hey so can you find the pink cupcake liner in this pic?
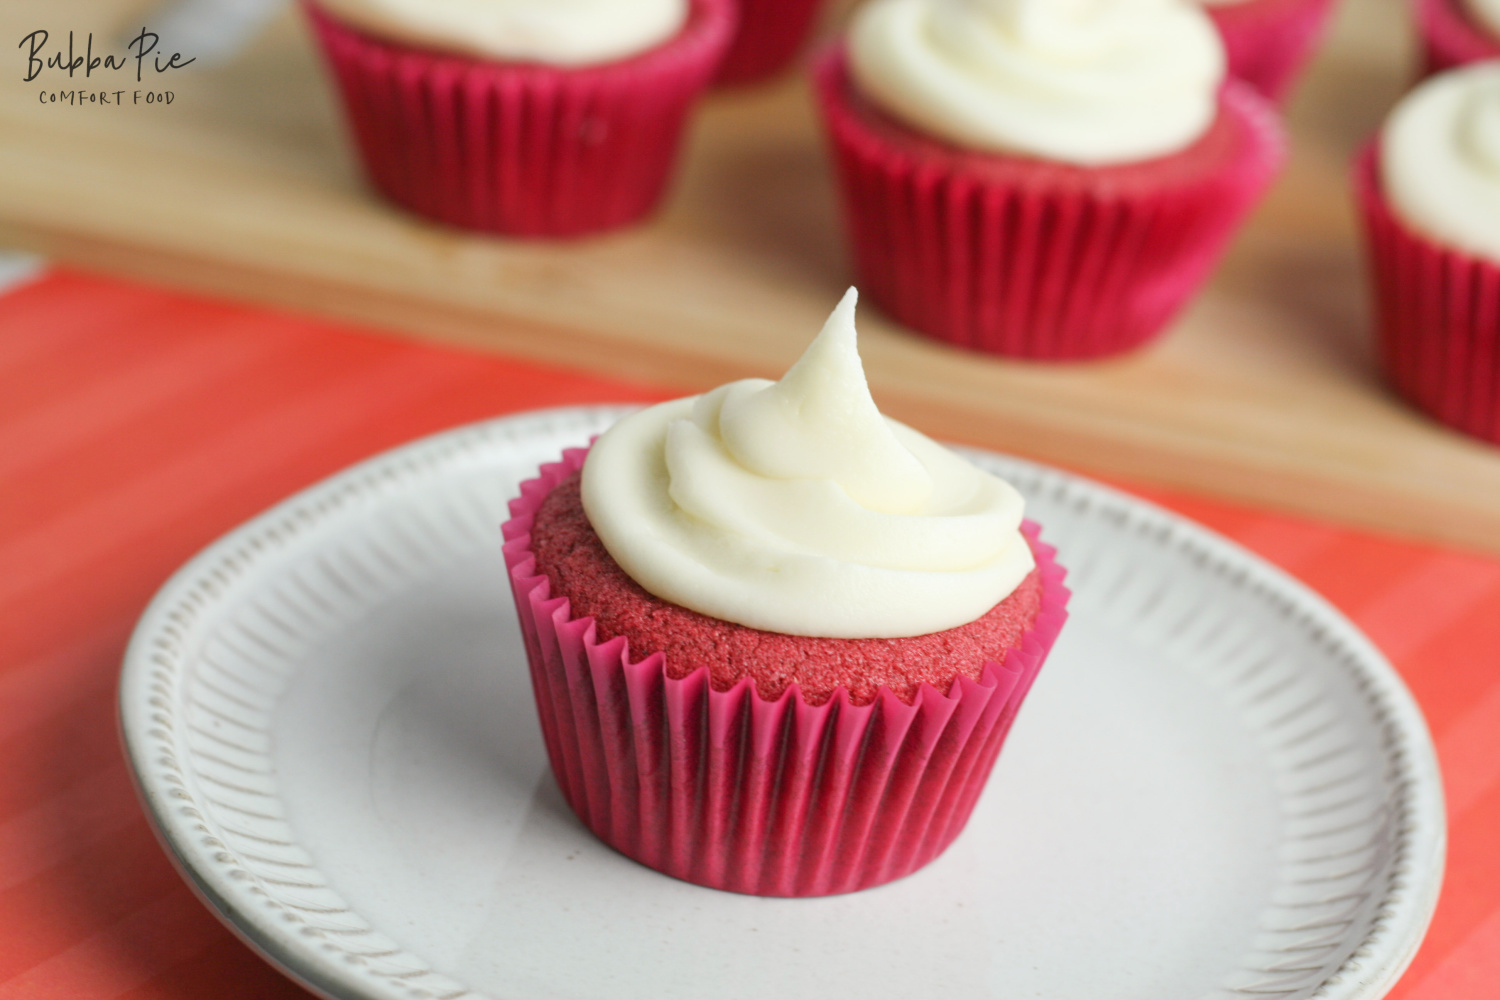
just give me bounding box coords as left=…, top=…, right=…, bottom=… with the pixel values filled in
left=1414, top=0, right=1500, bottom=75
left=502, top=446, right=1071, bottom=897
left=715, top=0, right=825, bottom=85
left=813, top=48, right=1286, bottom=361
left=1206, top=0, right=1341, bottom=102
left=303, top=0, right=734, bottom=238
left=1355, top=144, right=1500, bottom=445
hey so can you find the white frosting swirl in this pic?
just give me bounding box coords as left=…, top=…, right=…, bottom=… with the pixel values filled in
left=846, top=0, right=1226, bottom=165
left=1464, top=0, right=1500, bottom=38
left=580, top=290, right=1035, bottom=639
left=1381, top=62, right=1500, bottom=265
left=312, top=0, right=688, bottom=66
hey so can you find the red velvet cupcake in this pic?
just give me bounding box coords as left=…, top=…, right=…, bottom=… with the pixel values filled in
left=304, top=0, right=734, bottom=237
left=502, top=292, right=1070, bottom=896
left=1414, top=0, right=1500, bottom=76
left=1355, top=64, right=1500, bottom=445
left=1204, top=0, right=1341, bottom=101
left=816, top=1, right=1285, bottom=360
left=715, top=0, right=825, bottom=85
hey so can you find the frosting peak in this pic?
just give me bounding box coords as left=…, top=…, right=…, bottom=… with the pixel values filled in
left=714, top=289, right=933, bottom=514
left=581, top=290, right=1035, bottom=639
left=846, top=0, right=1225, bottom=165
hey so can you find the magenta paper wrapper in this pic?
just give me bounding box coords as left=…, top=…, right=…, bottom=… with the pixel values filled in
left=1355, top=145, right=1500, bottom=445
left=303, top=0, right=733, bottom=238
left=502, top=447, right=1070, bottom=897
left=1414, top=0, right=1500, bottom=75
left=1206, top=0, right=1340, bottom=102
left=715, top=0, right=825, bottom=85
left=814, top=49, right=1286, bottom=361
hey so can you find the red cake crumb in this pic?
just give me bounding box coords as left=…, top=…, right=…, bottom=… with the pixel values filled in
left=529, top=473, right=1043, bottom=707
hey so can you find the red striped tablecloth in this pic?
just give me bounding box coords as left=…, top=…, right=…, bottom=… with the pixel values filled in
left=2, top=269, right=1497, bottom=999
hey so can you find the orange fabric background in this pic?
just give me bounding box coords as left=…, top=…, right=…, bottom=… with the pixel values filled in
left=1, top=269, right=1497, bottom=998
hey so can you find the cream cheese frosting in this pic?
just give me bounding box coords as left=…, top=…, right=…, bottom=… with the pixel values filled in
left=580, top=289, right=1035, bottom=640
left=1381, top=62, right=1500, bottom=265
left=1463, top=0, right=1500, bottom=38
left=846, top=0, right=1226, bottom=165
left=312, top=0, right=688, bottom=66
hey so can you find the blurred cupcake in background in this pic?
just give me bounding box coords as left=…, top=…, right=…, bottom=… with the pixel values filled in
left=814, top=0, right=1285, bottom=360
left=304, top=0, right=734, bottom=237
left=1414, top=0, right=1500, bottom=75
left=716, top=0, right=827, bottom=84
left=1355, top=61, right=1500, bottom=445
left=1200, top=0, right=1341, bottom=101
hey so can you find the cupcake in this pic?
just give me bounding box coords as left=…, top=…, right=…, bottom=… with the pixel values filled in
left=715, top=0, right=826, bottom=84
left=303, top=0, right=734, bottom=237
left=814, top=0, right=1286, bottom=360
left=1355, top=61, right=1500, bottom=445
left=1415, top=0, right=1500, bottom=76
left=1200, top=0, right=1341, bottom=101
left=502, top=290, right=1070, bottom=896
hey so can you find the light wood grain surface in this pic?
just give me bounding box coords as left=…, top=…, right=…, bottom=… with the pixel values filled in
left=4, top=0, right=1499, bottom=553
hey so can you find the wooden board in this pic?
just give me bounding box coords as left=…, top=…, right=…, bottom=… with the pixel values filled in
left=4, top=0, right=1500, bottom=554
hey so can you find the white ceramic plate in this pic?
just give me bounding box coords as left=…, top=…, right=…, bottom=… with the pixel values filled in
left=120, top=406, right=1445, bottom=1000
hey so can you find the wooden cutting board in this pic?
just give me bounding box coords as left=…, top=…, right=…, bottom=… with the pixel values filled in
left=4, top=0, right=1499, bottom=554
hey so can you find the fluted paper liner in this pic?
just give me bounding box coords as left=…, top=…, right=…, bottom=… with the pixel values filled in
left=715, top=0, right=825, bottom=85
left=1414, top=0, right=1500, bottom=76
left=814, top=48, right=1285, bottom=360
left=1207, top=0, right=1339, bottom=102
left=502, top=447, right=1070, bottom=897
left=1355, top=144, right=1500, bottom=445
left=304, top=0, right=733, bottom=238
